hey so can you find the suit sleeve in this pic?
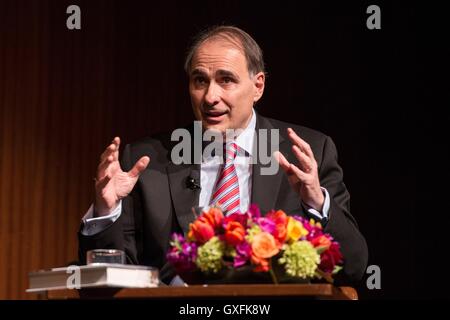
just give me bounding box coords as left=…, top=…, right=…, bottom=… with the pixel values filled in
left=78, top=144, right=140, bottom=265
left=319, top=136, right=369, bottom=284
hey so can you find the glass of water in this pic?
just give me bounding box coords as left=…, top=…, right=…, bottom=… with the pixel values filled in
left=86, top=249, right=125, bottom=265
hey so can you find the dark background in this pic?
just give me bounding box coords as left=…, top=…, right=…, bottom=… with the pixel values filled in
left=0, top=0, right=447, bottom=299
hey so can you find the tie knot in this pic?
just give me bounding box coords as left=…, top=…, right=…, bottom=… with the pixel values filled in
left=225, top=142, right=238, bottom=161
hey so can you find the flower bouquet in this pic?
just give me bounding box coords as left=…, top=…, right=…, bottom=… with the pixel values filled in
left=167, top=205, right=343, bottom=284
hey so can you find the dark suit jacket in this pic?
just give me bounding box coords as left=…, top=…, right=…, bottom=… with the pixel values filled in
left=79, top=114, right=368, bottom=284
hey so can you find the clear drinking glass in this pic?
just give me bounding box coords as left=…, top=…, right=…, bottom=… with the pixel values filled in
left=86, top=249, right=125, bottom=265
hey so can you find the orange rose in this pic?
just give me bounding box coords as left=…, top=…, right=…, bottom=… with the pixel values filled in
left=251, top=232, right=280, bottom=259
left=224, top=221, right=246, bottom=246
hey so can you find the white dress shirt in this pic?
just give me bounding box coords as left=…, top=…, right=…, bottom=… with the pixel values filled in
left=82, top=109, right=329, bottom=236
left=199, top=109, right=256, bottom=213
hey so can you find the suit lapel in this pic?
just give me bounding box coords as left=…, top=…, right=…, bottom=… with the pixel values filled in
left=251, top=114, right=286, bottom=213
left=166, top=162, right=200, bottom=234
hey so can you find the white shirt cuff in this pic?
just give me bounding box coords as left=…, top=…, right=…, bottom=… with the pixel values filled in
left=302, top=187, right=330, bottom=221
left=81, top=201, right=122, bottom=236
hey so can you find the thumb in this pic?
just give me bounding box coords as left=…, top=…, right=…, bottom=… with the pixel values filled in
left=128, top=156, right=150, bottom=178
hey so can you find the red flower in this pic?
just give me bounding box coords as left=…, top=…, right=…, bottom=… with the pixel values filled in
left=223, top=212, right=248, bottom=228
left=188, top=217, right=215, bottom=244
left=224, top=221, right=246, bottom=246
left=266, top=210, right=288, bottom=245
left=310, top=235, right=332, bottom=250
left=251, top=254, right=270, bottom=272
left=202, top=207, right=224, bottom=229
left=319, top=242, right=344, bottom=273
left=188, top=208, right=224, bottom=244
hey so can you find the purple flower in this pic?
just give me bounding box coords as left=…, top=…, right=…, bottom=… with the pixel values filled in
left=293, top=215, right=324, bottom=240
left=257, top=217, right=276, bottom=234
left=247, top=204, right=261, bottom=220
left=233, top=241, right=251, bottom=268
left=166, top=233, right=198, bottom=272
left=171, top=233, right=185, bottom=243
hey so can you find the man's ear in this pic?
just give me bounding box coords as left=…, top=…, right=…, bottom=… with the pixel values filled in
left=253, top=71, right=265, bottom=103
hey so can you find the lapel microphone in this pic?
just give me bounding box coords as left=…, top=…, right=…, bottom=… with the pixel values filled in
left=186, top=171, right=201, bottom=190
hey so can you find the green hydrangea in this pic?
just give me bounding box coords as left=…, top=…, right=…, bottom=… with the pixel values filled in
left=278, top=241, right=320, bottom=279
left=225, top=246, right=236, bottom=258
left=245, top=224, right=261, bottom=242
left=195, top=236, right=225, bottom=273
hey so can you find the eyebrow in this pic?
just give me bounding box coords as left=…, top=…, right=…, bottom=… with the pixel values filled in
left=216, top=69, right=238, bottom=79
left=191, top=69, right=207, bottom=77
left=190, top=68, right=239, bottom=80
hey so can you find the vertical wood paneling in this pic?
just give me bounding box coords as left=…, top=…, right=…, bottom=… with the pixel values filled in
left=0, top=0, right=177, bottom=299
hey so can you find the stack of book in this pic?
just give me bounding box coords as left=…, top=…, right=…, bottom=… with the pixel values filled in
left=27, top=264, right=159, bottom=292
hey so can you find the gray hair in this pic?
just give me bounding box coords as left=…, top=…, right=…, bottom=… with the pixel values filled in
left=184, top=25, right=266, bottom=77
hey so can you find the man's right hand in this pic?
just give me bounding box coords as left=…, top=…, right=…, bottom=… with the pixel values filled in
left=94, top=137, right=150, bottom=217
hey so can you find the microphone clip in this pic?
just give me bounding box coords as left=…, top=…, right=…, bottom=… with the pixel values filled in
left=186, top=176, right=201, bottom=190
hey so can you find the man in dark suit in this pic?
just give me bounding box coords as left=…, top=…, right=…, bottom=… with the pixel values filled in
left=79, top=26, right=368, bottom=284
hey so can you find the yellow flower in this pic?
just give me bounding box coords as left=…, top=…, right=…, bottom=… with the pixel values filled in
left=287, top=217, right=308, bottom=242
left=309, top=218, right=322, bottom=229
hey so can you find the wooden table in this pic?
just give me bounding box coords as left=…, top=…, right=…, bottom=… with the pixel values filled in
left=43, top=284, right=358, bottom=300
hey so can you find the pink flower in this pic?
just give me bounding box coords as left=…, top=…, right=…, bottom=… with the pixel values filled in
left=248, top=203, right=261, bottom=220
left=223, top=212, right=248, bottom=229
left=166, top=233, right=198, bottom=272
left=234, top=241, right=251, bottom=267
left=257, top=217, right=276, bottom=234
left=294, top=216, right=324, bottom=240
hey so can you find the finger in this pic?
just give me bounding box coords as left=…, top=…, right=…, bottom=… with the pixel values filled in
left=100, top=143, right=116, bottom=163
left=99, top=137, right=120, bottom=162
left=288, top=163, right=308, bottom=181
left=96, top=154, right=115, bottom=180
left=112, top=137, right=120, bottom=161
left=292, top=145, right=314, bottom=173
left=273, top=151, right=291, bottom=173
left=128, top=156, right=150, bottom=178
left=287, top=128, right=314, bottom=159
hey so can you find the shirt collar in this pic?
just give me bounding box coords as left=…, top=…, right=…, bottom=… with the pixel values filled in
left=202, top=108, right=256, bottom=161
left=234, top=108, right=256, bottom=157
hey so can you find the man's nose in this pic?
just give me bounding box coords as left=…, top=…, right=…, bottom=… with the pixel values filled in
left=204, top=82, right=220, bottom=106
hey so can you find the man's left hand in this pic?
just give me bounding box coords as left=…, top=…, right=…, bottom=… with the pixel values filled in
left=274, top=128, right=324, bottom=212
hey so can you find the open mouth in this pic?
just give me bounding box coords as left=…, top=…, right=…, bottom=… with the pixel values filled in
left=203, top=110, right=228, bottom=123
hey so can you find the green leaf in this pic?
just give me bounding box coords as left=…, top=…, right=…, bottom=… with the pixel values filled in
left=332, top=265, right=343, bottom=274
left=170, top=240, right=182, bottom=251
left=315, top=246, right=328, bottom=254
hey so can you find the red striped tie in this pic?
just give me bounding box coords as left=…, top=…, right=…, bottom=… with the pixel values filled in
left=210, top=142, right=240, bottom=215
